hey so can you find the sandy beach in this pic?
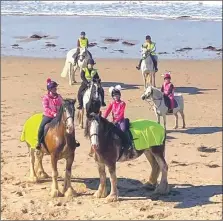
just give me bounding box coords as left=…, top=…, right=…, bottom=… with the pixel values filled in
left=1, top=56, right=222, bottom=220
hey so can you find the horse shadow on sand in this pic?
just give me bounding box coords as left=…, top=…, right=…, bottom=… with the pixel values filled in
left=168, top=126, right=222, bottom=135
left=72, top=177, right=222, bottom=208
left=174, top=87, right=217, bottom=95
left=101, top=81, right=142, bottom=90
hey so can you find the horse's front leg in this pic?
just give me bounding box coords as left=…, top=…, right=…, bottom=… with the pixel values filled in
left=28, top=148, right=38, bottom=183
left=142, top=71, right=146, bottom=90
left=81, top=108, right=84, bottom=129
left=152, top=71, right=156, bottom=87
left=94, top=161, right=107, bottom=198
left=155, top=109, right=160, bottom=124
left=163, top=115, right=167, bottom=130
left=106, top=164, right=118, bottom=202
left=35, top=150, right=50, bottom=179
left=63, top=152, right=77, bottom=197
left=68, top=63, right=72, bottom=86
left=50, top=154, right=63, bottom=197
left=72, top=64, right=78, bottom=84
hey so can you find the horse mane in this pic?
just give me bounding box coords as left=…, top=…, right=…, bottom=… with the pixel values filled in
left=84, top=116, right=125, bottom=143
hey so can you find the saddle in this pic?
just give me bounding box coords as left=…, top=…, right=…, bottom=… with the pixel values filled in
left=163, top=96, right=178, bottom=112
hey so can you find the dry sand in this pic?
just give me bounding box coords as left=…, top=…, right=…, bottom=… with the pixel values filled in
left=1, top=57, right=222, bottom=220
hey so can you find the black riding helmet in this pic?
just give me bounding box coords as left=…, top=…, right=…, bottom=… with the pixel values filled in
left=87, top=59, right=96, bottom=65
left=146, top=35, right=151, bottom=40
left=81, top=31, right=86, bottom=36
left=112, top=89, right=121, bottom=97
left=47, top=78, right=58, bottom=90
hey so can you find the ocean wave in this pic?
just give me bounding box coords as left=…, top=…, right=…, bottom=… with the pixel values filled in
left=1, top=0, right=222, bottom=22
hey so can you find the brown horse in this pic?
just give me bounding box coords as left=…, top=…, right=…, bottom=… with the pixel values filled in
left=21, top=99, right=80, bottom=198
left=84, top=112, right=169, bottom=202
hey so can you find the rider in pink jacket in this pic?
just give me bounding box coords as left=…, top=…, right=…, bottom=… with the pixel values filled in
left=103, top=88, right=126, bottom=131
left=36, top=78, right=63, bottom=149
left=161, top=72, right=174, bottom=112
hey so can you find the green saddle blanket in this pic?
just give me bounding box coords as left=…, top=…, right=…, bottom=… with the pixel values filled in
left=129, top=119, right=165, bottom=151
left=20, top=113, right=43, bottom=149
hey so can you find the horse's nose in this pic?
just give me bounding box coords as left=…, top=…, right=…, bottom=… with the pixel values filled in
left=66, top=125, right=73, bottom=134
left=141, top=95, right=146, bottom=100
left=91, top=144, right=98, bottom=150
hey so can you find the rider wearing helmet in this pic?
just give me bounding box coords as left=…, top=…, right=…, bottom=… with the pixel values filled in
left=161, top=72, right=175, bottom=113
left=103, top=85, right=132, bottom=149
left=36, top=78, right=63, bottom=149
left=136, top=35, right=158, bottom=72
left=77, top=58, right=106, bottom=109
left=73, top=31, right=92, bottom=65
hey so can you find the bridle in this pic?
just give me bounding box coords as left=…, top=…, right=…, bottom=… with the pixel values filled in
left=144, top=89, right=163, bottom=109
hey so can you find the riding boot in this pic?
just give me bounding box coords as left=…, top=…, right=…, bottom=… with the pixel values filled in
left=136, top=59, right=142, bottom=70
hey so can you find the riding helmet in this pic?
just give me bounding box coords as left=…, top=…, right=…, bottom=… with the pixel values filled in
left=87, top=58, right=96, bottom=65
left=47, top=78, right=58, bottom=90
left=80, top=31, right=86, bottom=35
left=146, top=35, right=151, bottom=40
left=164, top=72, right=171, bottom=79
left=112, top=89, right=121, bottom=97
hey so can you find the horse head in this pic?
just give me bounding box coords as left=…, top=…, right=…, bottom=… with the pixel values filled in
left=141, top=86, right=162, bottom=101
left=61, top=98, right=76, bottom=134
left=141, top=46, right=151, bottom=60
left=79, top=47, right=88, bottom=62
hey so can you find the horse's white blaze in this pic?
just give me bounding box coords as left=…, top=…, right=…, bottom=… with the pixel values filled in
left=65, top=109, right=74, bottom=133
left=90, top=120, right=99, bottom=146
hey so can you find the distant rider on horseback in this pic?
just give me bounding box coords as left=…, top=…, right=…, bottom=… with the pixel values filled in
left=136, top=35, right=158, bottom=72
left=77, top=58, right=106, bottom=110
left=73, top=31, right=92, bottom=65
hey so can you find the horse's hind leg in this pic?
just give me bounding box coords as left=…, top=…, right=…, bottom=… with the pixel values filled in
left=106, top=163, right=119, bottom=202
left=35, top=150, right=50, bottom=179
left=28, top=148, right=38, bottom=183
left=143, top=150, right=160, bottom=189
left=94, top=161, right=107, bottom=198
left=68, top=63, right=72, bottom=86
left=72, top=64, right=78, bottom=84
left=63, top=153, right=77, bottom=197
left=151, top=71, right=156, bottom=87
left=151, top=145, right=169, bottom=195
left=50, top=154, right=63, bottom=197
left=179, top=110, right=186, bottom=128
left=173, top=112, right=178, bottom=129
left=81, top=108, right=84, bottom=129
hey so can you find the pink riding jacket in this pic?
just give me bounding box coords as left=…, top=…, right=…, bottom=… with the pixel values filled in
left=161, top=82, right=174, bottom=100
left=103, top=100, right=126, bottom=123
left=42, top=93, right=63, bottom=118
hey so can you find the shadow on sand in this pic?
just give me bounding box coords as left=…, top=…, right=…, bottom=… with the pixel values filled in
left=174, top=87, right=217, bottom=95
left=72, top=177, right=222, bottom=208
left=101, top=81, right=142, bottom=90
left=168, top=126, right=222, bottom=135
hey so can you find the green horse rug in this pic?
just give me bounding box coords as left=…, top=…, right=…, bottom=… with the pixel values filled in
left=129, top=119, right=165, bottom=151
left=20, top=113, right=43, bottom=149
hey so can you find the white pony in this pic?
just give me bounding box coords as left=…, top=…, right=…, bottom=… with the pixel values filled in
left=140, top=47, right=157, bottom=89
left=141, top=85, right=186, bottom=130
left=76, top=80, right=102, bottom=129
left=61, top=47, right=91, bottom=85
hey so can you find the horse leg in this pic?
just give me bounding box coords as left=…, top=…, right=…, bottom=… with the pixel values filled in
left=63, top=153, right=77, bottom=197
left=28, top=148, right=38, bottom=183
left=94, top=161, right=107, bottom=198
left=142, top=71, right=146, bottom=90
left=152, top=71, right=156, bottom=87
left=179, top=110, right=186, bottom=128
left=72, top=64, right=78, bottom=84
left=163, top=115, right=167, bottom=130
left=173, top=112, right=178, bottom=129
left=143, top=150, right=160, bottom=190
left=151, top=146, right=169, bottom=195
left=35, top=150, right=50, bottom=179
left=106, top=164, right=119, bottom=202
left=50, top=154, right=63, bottom=197
left=155, top=111, right=160, bottom=124
left=80, top=108, right=84, bottom=129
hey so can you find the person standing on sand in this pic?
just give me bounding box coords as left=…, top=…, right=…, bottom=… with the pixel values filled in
left=136, top=35, right=158, bottom=72
left=161, top=72, right=175, bottom=113
left=72, top=31, right=92, bottom=65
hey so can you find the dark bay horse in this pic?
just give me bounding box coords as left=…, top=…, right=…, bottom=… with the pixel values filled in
left=84, top=112, right=169, bottom=202
left=21, top=99, right=80, bottom=198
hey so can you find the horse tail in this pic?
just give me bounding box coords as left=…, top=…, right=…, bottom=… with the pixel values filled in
left=61, top=59, right=69, bottom=78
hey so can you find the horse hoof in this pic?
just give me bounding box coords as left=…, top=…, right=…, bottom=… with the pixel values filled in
left=182, top=125, right=186, bottom=129
left=143, top=182, right=157, bottom=190
left=93, top=189, right=107, bottom=198
left=106, top=194, right=118, bottom=202
left=28, top=176, right=38, bottom=183
left=64, top=187, right=78, bottom=198
left=50, top=189, right=63, bottom=198
left=173, top=126, right=178, bottom=129
left=154, top=182, right=169, bottom=195
left=37, top=171, right=50, bottom=179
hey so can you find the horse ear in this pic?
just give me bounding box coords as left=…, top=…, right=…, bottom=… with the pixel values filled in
left=115, top=85, right=122, bottom=91
left=108, top=86, right=114, bottom=94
